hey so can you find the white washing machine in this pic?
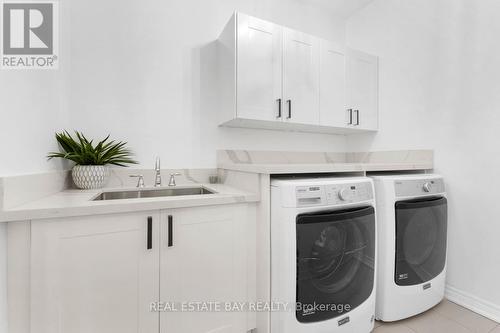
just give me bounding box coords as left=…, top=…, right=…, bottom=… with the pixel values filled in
left=271, top=177, right=377, bottom=333
left=371, top=174, right=447, bottom=322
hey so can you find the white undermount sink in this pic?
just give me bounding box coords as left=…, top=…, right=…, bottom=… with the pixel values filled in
left=92, top=186, right=215, bottom=201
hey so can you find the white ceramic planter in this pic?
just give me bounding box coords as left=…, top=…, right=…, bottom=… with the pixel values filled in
left=72, top=165, right=110, bottom=189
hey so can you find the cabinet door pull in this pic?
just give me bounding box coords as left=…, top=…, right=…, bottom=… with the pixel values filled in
left=168, top=215, right=173, bottom=247
left=147, top=216, right=153, bottom=250
left=287, top=100, right=292, bottom=119
left=347, top=109, right=353, bottom=125
left=276, top=99, right=282, bottom=119
left=354, top=110, right=360, bottom=125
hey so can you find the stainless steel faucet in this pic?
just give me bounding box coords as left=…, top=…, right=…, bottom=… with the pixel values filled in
left=154, top=157, right=162, bottom=187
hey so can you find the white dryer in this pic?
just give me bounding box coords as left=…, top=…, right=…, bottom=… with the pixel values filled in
left=271, top=177, right=377, bottom=333
left=371, top=174, right=447, bottom=322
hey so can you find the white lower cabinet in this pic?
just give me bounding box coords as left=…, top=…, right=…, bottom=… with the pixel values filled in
left=160, top=205, right=249, bottom=333
left=30, top=211, right=160, bottom=333
left=27, top=204, right=253, bottom=333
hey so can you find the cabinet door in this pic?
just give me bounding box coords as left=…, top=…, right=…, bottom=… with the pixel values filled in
left=283, top=28, right=320, bottom=125
left=319, top=40, right=346, bottom=127
left=346, top=49, right=378, bottom=130
left=237, top=13, right=283, bottom=121
left=160, top=205, right=249, bottom=333
left=30, top=212, right=160, bottom=333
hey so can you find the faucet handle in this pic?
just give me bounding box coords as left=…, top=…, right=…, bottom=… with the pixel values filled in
left=168, top=172, right=181, bottom=187
left=130, top=175, right=145, bottom=188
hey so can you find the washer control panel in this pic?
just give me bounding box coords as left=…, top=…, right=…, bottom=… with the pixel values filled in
left=295, top=181, right=373, bottom=207
left=395, top=178, right=445, bottom=197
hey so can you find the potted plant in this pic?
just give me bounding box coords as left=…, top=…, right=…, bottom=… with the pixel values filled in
left=48, top=131, right=138, bottom=189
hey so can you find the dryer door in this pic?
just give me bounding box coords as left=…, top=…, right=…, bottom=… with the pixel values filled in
left=395, top=196, right=447, bottom=286
left=295, top=206, right=375, bottom=323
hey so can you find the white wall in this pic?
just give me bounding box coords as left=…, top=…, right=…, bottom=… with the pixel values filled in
left=0, top=67, right=68, bottom=176
left=347, top=0, right=500, bottom=316
left=1, top=0, right=349, bottom=176
left=0, top=1, right=71, bottom=177
left=67, top=0, right=348, bottom=169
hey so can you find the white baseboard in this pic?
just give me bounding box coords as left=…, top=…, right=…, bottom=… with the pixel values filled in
left=445, top=284, right=500, bottom=323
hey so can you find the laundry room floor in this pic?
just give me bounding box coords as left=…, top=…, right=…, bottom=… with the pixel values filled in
left=373, top=299, right=500, bottom=333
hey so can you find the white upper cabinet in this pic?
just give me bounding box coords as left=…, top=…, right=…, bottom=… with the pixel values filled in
left=283, top=28, right=320, bottom=125
left=217, top=12, right=378, bottom=134
left=346, top=49, right=379, bottom=130
left=319, top=40, right=347, bottom=127
left=236, top=14, right=283, bottom=121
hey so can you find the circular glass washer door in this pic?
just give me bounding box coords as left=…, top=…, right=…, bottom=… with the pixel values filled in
left=394, top=197, right=447, bottom=286
left=295, top=206, right=375, bottom=323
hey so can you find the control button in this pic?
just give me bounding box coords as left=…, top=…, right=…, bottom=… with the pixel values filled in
left=423, top=182, right=432, bottom=192
left=338, top=188, right=353, bottom=201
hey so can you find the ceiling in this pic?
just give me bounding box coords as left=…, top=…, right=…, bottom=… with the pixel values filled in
left=305, top=0, right=375, bottom=18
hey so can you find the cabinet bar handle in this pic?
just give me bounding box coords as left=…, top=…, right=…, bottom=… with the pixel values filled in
left=168, top=215, right=173, bottom=247
left=347, top=109, right=353, bottom=125
left=147, top=216, right=153, bottom=250
left=276, top=99, right=282, bottom=119
left=354, top=110, right=360, bottom=125
left=287, top=100, right=292, bottom=119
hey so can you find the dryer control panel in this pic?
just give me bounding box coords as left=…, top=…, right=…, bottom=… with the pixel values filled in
left=295, top=181, right=374, bottom=207
left=395, top=178, right=445, bottom=197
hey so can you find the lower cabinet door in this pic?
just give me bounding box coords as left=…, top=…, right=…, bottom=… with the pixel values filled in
left=160, top=205, right=249, bottom=333
left=30, top=211, right=160, bottom=333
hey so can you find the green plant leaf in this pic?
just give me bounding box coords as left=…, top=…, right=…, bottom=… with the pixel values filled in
left=47, top=131, right=138, bottom=167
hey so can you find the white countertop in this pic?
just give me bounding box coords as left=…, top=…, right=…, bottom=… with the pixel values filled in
left=0, top=150, right=434, bottom=222
left=0, top=184, right=259, bottom=223
left=217, top=161, right=434, bottom=174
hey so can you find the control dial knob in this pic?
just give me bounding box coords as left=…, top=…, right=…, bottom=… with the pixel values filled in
left=338, top=188, right=353, bottom=201
left=423, top=182, right=432, bottom=193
